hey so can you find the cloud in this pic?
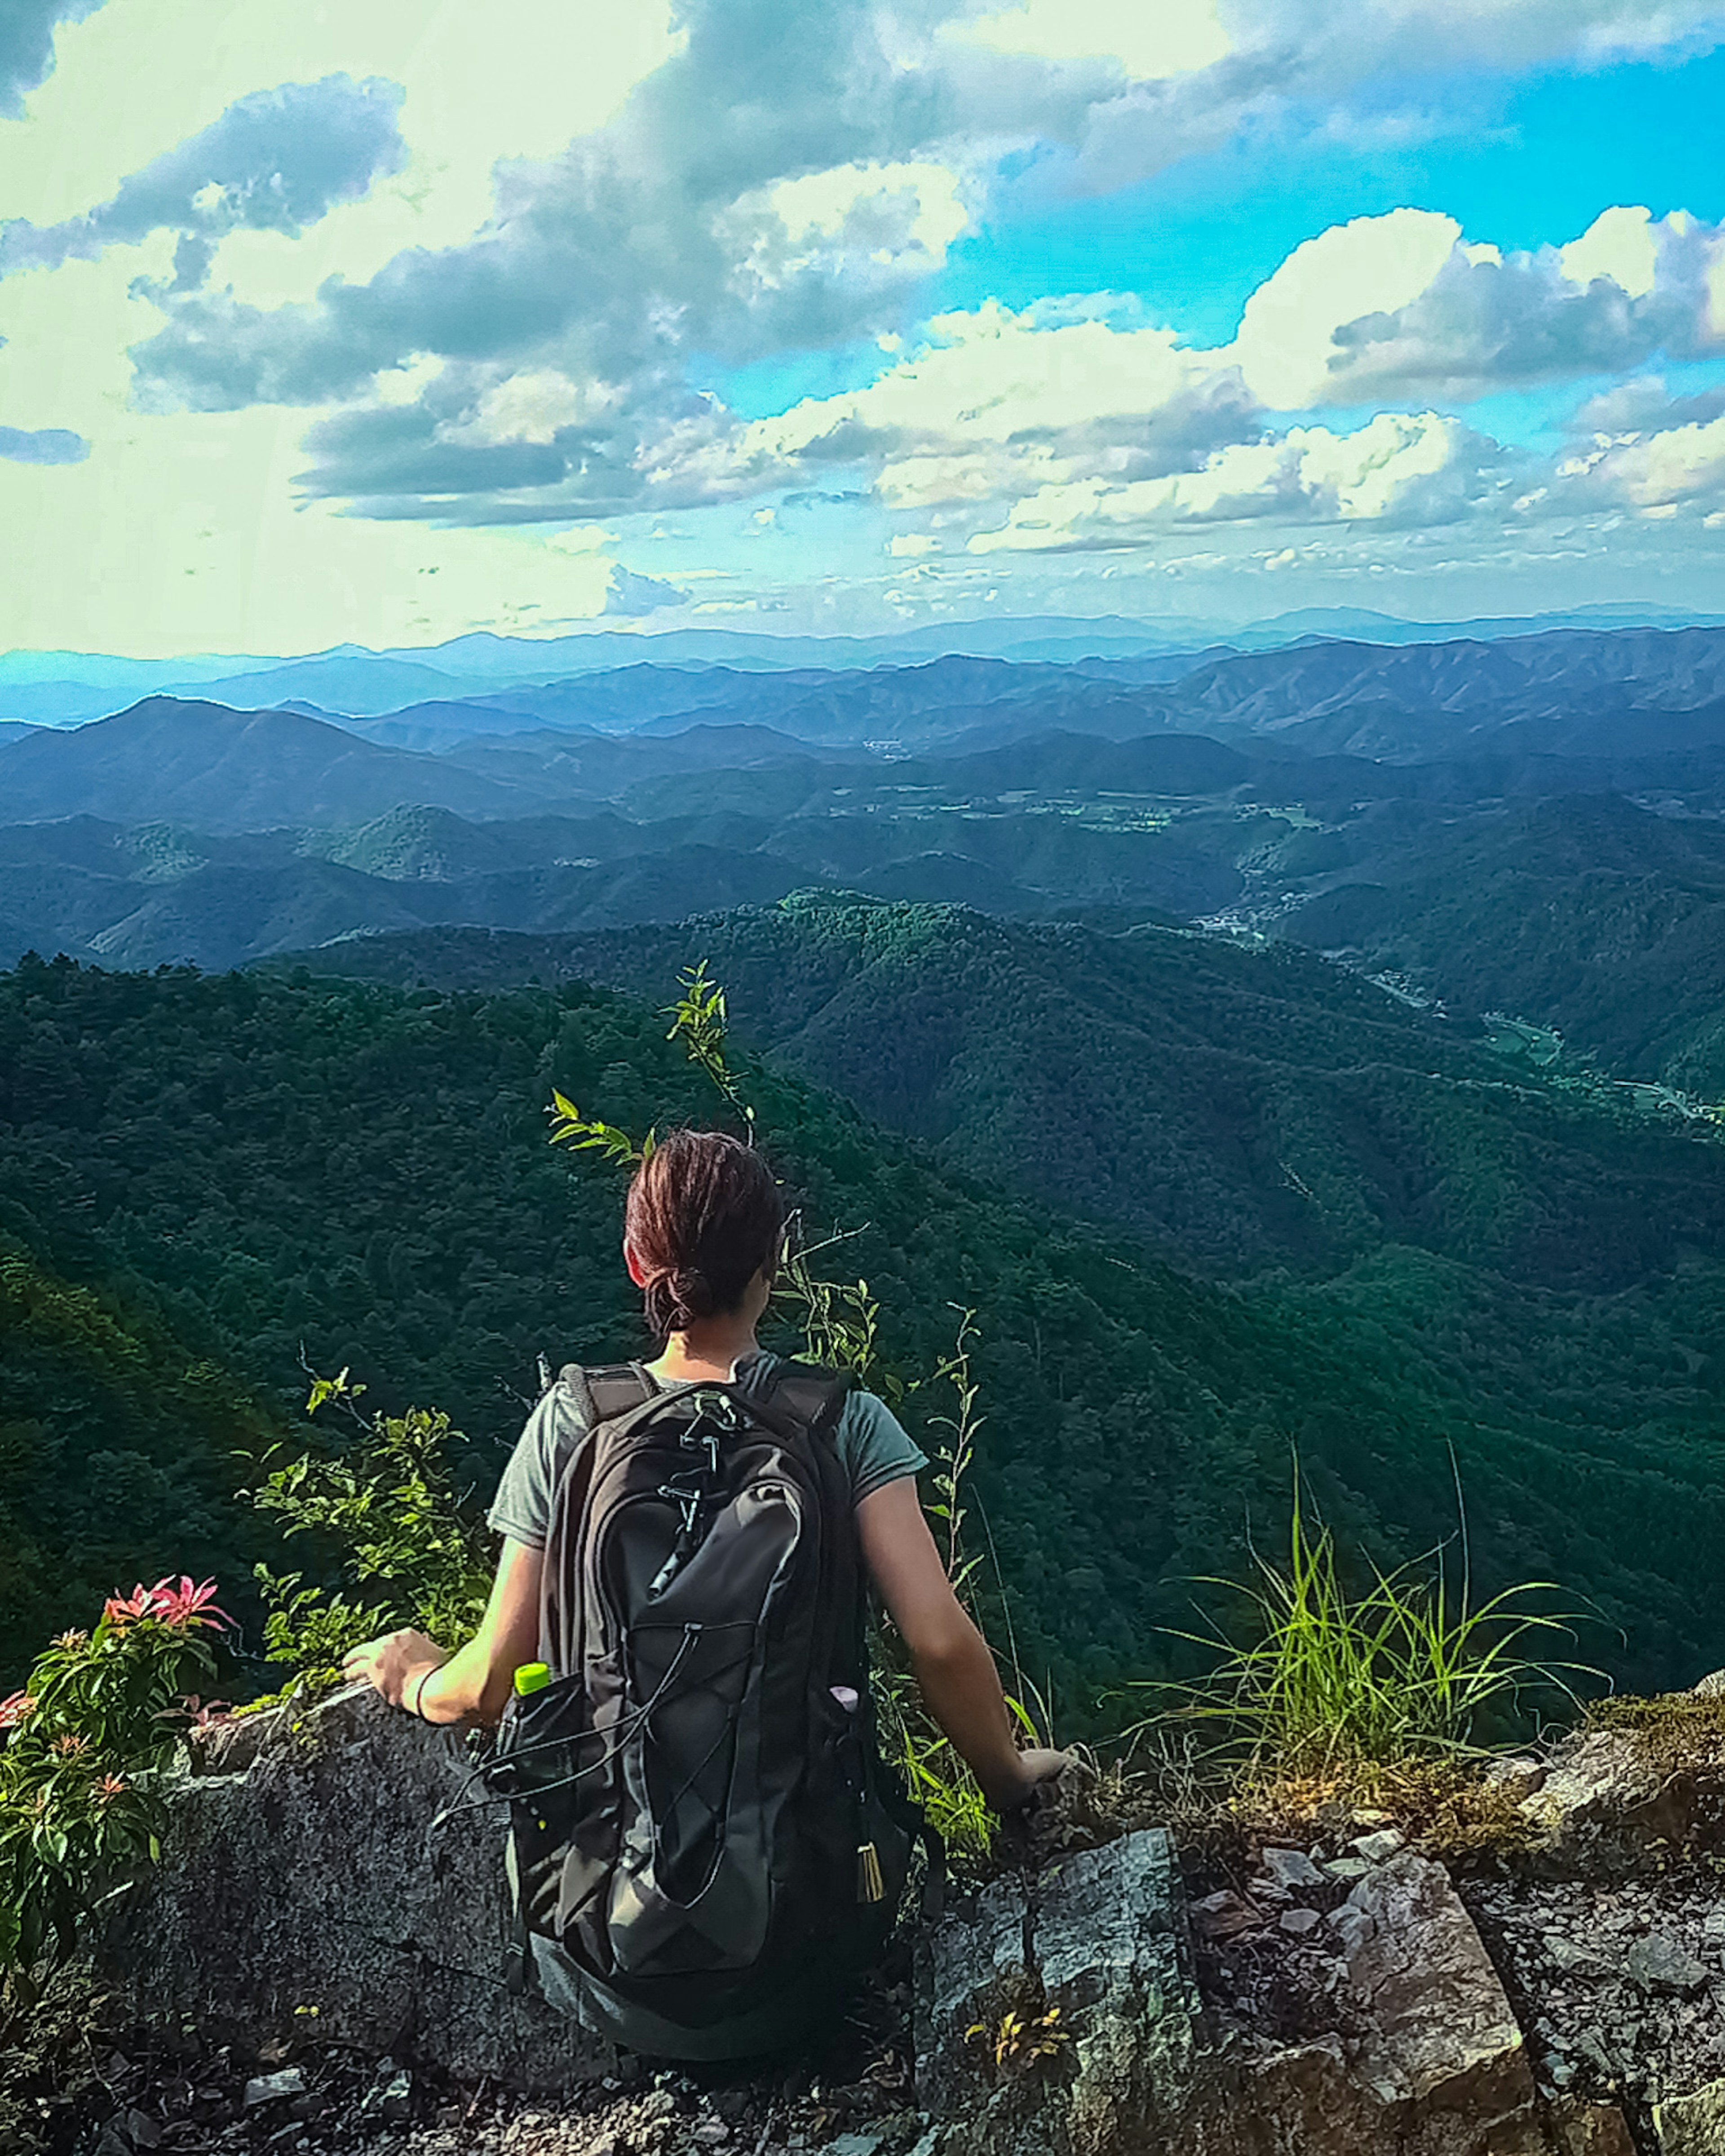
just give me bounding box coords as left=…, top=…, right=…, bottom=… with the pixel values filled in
left=0, top=75, right=405, bottom=279
left=603, top=563, right=687, bottom=613
left=1573, top=373, right=1725, bottom=434
left=1230, top=205, right=1725, bottom=408
left=0, top=0, right=105, bottom=121
left=947, top=0, right=1232, bottom=81
left=279, top=294, right=1265, bottom=526
left=965, top=409, right=1508, bottom=551
left=1555, top=373, right=1725, bottom=515
left=124, top=0, right=972, bottom=424
left=6, top=0, right=1717, bottom=644
left=0, top=422, right=88, bottom=463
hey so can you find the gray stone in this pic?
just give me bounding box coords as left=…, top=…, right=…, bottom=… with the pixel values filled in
left=1324, top=1856, right=1373, bottom=1882
left=914, top=1867, right=1038, bottom=2121
left=1654, top=2074, right=1725, bottom=2153
left=97, top=1683, right=614, bottom=2092
left=243, top=2070, right=305, bottom=2109
left=1627, top=1933, right=1711, bottom=1996
left=1278, top=1907, right=1323, bottom=1937
left=1520, top=1727, right=1699, bottom=1870
left=1192, top=1888, right=1260, bottom=1939
left=1350, top=1829, right=1407, bottom=1864
left=1544, top=1935, right=1606, bottom=1978
left=1328, top=1904, right=1376, bottom=1956
left=1484, top=1755, right=1548, bottom=1801
left=921, top=1837, right=1549, bottom=2156
left=1259, top=1845, right=1327, bottom=1891
left=122, top=2109, right=163, bottom=2149
left=1545, top=2097, right=1638, bottom=2155
left=916, top=1829, right=1203, bottom=2156
left=1031, top=1831, right=1202, bottom=2156
left=1336, top=1853, right=1545, bottom=2144
left=367, top=2067, right=413, bottom=2123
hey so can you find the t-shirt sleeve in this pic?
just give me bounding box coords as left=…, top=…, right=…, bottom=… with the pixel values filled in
left=486, top=1386, right=572, bottom=1548
left=837, top=1388, right=928, bottom=1505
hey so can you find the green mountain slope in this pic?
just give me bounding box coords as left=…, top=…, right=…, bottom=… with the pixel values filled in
left=1283, top=793, right=1725, bottom=1096
left=283, top=898, right=1725, bottom=1290
left=5, top=952, right=1725, bottom=1703
left=0, top=1241, right=278, bottom=1668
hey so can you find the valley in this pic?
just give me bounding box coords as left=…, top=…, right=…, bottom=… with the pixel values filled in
left=7, top=619, right=1725, bottom=1713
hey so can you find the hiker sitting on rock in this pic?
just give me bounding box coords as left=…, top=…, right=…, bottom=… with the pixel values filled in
left=345, top=1128, right=1066, bottom=2056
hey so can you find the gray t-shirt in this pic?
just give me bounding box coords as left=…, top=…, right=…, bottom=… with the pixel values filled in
left=487, top=1349, right=927, bottom=1549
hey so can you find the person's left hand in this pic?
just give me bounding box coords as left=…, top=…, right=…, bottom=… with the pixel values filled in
left=342, top=1627, right=446, bottom=1709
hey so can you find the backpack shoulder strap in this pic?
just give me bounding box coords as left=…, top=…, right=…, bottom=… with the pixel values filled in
left=760, top=1358, right=854, bottom=1445
left=564, top=1359, right=657, bottom=1427
left=545, top=1361, right=655, bottom=1492
left=538, top=1360, right=657, bottom=1680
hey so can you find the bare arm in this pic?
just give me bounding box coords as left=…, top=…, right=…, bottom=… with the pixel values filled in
left=855, top=1476, right=1065, bottom=1811
left=341, top=1536, right=543, bottom=1728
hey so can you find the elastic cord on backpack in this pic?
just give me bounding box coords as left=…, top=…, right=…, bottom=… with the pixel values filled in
left=423, top=1628, right=701, bottom=1847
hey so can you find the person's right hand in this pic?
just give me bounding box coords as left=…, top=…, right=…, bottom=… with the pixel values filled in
left=985, top=1746, right=1072, bottom=1812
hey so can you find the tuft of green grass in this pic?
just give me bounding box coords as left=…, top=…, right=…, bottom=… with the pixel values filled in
left=1134, top=1472, right=1595, bottom=1777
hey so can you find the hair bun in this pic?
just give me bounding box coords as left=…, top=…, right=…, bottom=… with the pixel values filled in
left=644, top=1263, right=717, bottom=1336
left=669, top=1267, right=715, bottom=1320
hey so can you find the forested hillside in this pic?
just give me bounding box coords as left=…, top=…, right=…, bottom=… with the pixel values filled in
left=291, top=898, right=1725, bottom=1288
left=4, top=951, right=1725, bottom=1709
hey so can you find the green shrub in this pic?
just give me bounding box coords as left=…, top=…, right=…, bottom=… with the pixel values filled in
left=246, top=1374, right=493, bottom=1694
left=0, top=1577, right=228, bottom=1998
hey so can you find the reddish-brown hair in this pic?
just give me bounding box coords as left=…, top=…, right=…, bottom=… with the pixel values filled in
left=624, top=1129, right=785, bottom=1338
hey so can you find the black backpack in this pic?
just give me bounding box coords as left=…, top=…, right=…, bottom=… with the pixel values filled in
left=482, top=1358, right=929, bottom=2059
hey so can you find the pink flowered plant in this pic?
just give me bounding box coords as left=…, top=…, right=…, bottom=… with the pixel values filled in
left=0, top=1690, right=34, bottom=1730
left=102, top=1575, right=232, bottom=1633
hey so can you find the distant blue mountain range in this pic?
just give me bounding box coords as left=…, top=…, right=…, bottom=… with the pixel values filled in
left=6, top=601, right=1725, bottom=726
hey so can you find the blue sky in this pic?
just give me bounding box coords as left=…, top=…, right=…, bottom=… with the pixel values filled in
left=1, top=0, right=1723, bottom=655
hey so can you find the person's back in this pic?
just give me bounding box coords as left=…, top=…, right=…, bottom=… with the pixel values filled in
left=344, top=1127, right=1066, bottom=2058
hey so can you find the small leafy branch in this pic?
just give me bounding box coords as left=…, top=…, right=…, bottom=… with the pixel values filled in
left=547, top=1091, right=650, bottom=1167
left=667, top=961, right=756, bottom=1138
left=0, top=1579, right=229, bottom=1999
left=775, top=1219, right=902, bottom=1404
left=245, top=1374, right=493, bottom=1693
left=925, top=1306, right=983, bottom=1596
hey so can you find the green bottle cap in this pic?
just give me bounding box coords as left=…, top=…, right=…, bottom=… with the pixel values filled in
left=513, top=1661, right=551, bottom=1697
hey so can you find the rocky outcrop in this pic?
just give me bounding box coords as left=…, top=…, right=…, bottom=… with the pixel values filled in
left=97, top=1683, right=612, bottom=2090
left=1654, top=2077, right=1725, bottom=2153
left=1519, top=1731, right=1703, bottom=1874
left=916, top=1829, right=1199, bottom=2156
left=88, top=1691, right=1725, bottom=2156
left=916, top=1828, right=1594, bottom=2156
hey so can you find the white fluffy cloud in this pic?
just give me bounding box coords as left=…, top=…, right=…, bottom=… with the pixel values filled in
left=5, top=0, right=1725, bottom=649
left=1557, top=375, right=1725, bottom=516
left=948, top=0, right=1231, bottom=80
left=1229, top=205, right=1725, bottom=409
left=0, top=75, right=405, bottom=282
left=966, top=410, right=1505, bottom=551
